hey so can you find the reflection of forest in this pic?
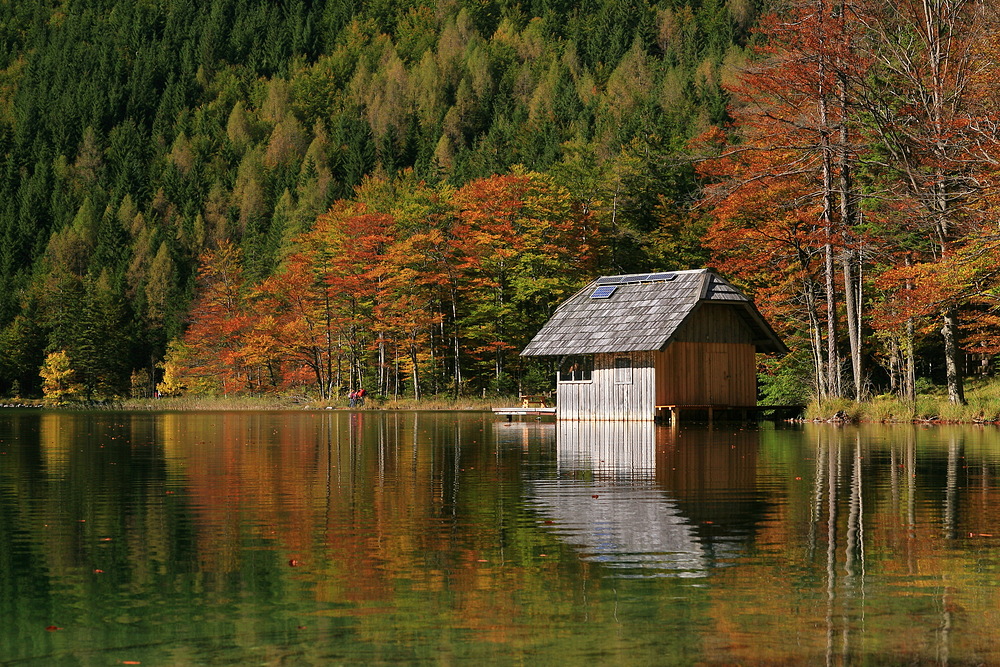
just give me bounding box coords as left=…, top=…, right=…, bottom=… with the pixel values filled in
left=7, top=413, right=1000, bottom=663
left=9, top=411, right=568, bottom=656
left=155, top=410, right=574, bottom=647
left=701, top=424, right=1000, bottom=665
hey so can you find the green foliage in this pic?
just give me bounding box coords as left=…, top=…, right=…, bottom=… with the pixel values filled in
left=758, top=351, right=813, bottom=406
left=0, top=0, right=749, bottom=396
left=0, top=311, right=44, bottom=397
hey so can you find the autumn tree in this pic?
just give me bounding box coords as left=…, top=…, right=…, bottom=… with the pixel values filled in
left=702, top=0, right=868, bottom=400
left=40, top=350, right=82, bottom=405
left=853, top=0, right=1000, bottom=404
left=449, top=169, right=596, bottom=393
left=180, top=241, right=259, bottom=393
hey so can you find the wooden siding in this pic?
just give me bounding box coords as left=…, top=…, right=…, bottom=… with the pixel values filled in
left=655, top=342, right=757, bottom=406
left=557, top=352, right=657, bottom=421
left=671, top=303, right=755, bottom=344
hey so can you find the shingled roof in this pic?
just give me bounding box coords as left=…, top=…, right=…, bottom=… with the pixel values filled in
left=520, top=269, right=787, bottom=356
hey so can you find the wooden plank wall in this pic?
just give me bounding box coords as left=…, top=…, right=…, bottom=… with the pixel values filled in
left=557, top=352, right=657, bottom=420
left=671, top=304, right=755, bottom=344
left=655, top=342, right=756, bottom=406
left=655, top=427, right=760, bottom=494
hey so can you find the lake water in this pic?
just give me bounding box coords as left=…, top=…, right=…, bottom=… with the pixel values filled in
left=2, top=410, right=1000, bottom=665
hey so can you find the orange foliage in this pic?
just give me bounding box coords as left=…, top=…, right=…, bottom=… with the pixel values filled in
left=173, top=170, right=596, bottom=398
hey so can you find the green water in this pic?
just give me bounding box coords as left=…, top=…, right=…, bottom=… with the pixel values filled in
left=2, top=410, right=1000, bottom=665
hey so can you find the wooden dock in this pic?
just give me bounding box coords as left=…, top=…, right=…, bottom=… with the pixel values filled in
left=493, top=407, right=557, bottom=421
left=491, top=405, right=803, bottom=423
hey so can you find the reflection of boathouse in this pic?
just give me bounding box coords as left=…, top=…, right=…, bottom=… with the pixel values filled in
left=521, top=270, right=787, bottom=421
left=525, top=421, right=766, bottom=577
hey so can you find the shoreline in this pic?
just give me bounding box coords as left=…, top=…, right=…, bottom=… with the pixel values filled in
left=7, top=391, right=1000, bottom=426
left=0, top=395, right=522, bottom=412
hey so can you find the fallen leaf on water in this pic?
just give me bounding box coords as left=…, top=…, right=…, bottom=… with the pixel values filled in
left=122, top=661, right=142, bottom=665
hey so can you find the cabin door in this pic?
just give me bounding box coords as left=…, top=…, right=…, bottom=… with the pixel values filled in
left=706, top=350, right=731, bottom=404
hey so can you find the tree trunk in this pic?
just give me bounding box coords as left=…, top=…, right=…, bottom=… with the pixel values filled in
left=825, top=242, right=841, bottom=398
left=817, top=2, right=841, bottom=399
left=941, top=308, right=965, bottom=404
left=451, top=286, right=462, bottom=396
left=902, top=257, right=916, bottom=401
left=838, top=68, right=862, bottom=399
left=842, top=251, right=862, bottom=398
left=886, top=338, right=899, bottom=395
left=905, top=318, right=916, bottom=402
left=335, top=334, right=343, bottom=397
left=804, top=279, right=826, bottom=399
left=410, top=339, right=421, bottom=400
left=310, top=347, right=324, bottom=399
left=378, top=332, right=387, bottom=396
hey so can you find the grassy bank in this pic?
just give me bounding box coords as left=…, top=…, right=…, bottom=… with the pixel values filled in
left=114, top=394, right=520, bottom=412
left=806, top=379, right=1000, bottom=423
left=15, top=384, right=1000, bottom=423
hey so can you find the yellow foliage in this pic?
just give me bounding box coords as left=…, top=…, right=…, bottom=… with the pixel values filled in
left=40, top=350, right=82, bottom=405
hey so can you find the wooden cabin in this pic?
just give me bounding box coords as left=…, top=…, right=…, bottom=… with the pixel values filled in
left=520, top=269, right=788, bottom=421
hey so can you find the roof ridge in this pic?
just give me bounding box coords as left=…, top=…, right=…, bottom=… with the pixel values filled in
left=601, top=268, right=707, bottom=279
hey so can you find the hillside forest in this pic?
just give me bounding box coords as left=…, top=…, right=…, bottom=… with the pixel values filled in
left=1, top=0, right=999, bottom=404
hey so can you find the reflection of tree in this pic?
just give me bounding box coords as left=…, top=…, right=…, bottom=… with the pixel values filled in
left=703, top=425, right=1000, bottom=664
left=159, top=411, right=598, bottom=648
left=10, top=414, right=1000, bottom=663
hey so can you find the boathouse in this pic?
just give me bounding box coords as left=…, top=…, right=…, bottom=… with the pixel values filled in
left=520, top=269, right=788, bottom=421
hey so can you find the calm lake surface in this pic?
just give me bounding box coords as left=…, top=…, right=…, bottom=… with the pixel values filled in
left=2, top=410, right=1000, bottom=665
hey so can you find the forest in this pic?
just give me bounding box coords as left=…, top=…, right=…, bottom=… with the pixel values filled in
left=1, top=0, right=998, bottom=405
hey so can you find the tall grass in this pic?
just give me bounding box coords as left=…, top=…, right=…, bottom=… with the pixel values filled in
left=806, top=379, right=1000, bottom=423
left=360, top=396, right=518, bottom=411
left=120, top=395, right=303, bottom=411
left=117, top=394, right=521, bottom=412
left=36, top=379, right=1000, bottom=422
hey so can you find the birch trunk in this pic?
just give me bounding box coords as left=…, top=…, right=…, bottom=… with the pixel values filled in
left=941, top=308, right=964, bottom=405
left=818, top=0, right=841, bottom=398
